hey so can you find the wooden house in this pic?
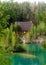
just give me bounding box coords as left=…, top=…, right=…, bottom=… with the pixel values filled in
left=15, top=21, right=32, bottom=34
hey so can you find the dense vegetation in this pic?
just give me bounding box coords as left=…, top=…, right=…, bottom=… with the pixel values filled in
left=0, top=54, right=12, bottom=65
left=0, top=0, right=46, bottom=50
left=0, top=1, right=46, bottom=65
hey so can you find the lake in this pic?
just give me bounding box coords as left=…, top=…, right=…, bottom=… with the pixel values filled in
left=12, top=44, right=46, bottom=65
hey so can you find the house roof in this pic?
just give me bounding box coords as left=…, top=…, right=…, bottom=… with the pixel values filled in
left=15, top=21, right=32, bottom=31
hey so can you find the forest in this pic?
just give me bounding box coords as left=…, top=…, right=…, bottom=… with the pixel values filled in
left=0, top=1, right=46, bottom=65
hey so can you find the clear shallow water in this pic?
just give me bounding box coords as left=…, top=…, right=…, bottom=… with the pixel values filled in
left=12, top=44, right=46, bottom=65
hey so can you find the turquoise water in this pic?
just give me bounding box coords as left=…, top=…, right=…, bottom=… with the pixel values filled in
left=13, top=44, right=46, bottom=65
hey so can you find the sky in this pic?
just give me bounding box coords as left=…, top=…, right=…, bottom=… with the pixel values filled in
left=1, top=0, right=46, bottom=3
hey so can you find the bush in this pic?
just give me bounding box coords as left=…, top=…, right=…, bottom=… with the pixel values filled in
left=42, top=42, right=46, bottom=49
left=13, top=22, right=22, bottom=32
left=0, top=54, right=12, bottom=65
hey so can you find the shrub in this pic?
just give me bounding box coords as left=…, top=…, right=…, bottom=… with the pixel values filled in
left=42, top=42, right=46, bottom=49
left=0, top=54, right=12, bottom=65
left=13, top=22, right=22, bottom=32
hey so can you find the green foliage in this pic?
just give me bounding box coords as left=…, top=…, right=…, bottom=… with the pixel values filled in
left=0, top=1, right=46, bottom=53
left=26, top=22, right=46, bottom=42
left=0, top=1, right=32, bottom=26
left=0, top=1, right=46, bottom=65
left=0, top=54, right=12, bottom=65
left=37, top=22, right=45, bottom=35
left=0, top=47, right=6, bottom=54
left=0, top=24, right=3, bottom=32
left=13, top=23, right=22, bottom=32
left=42, top=42, right=46, bottom=49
